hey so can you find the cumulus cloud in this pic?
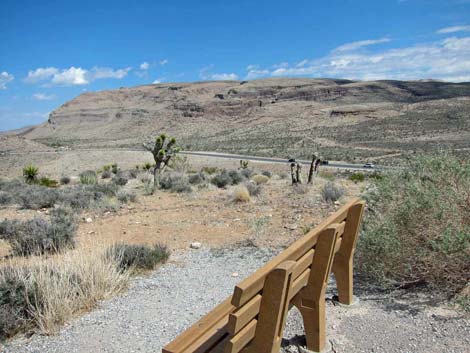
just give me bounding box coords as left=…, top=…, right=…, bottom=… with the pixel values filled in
left=24, top=66, right=131, bottom=86
left=33, top=93, right=56, bottom=101
left=242, top=36, right=470, bottom=82
left=211, top=73, right=239, bottom=80
left=334, top=38, right=391, bottom=52
left=0, top=71, right=14, bottom=89
left=245, top=69, right=270, bottom=80
left=140, top=62, right=149, bottom=70
left=153, top=77, right=165, bottom=84
left=437, top=25, right=470, bottom=34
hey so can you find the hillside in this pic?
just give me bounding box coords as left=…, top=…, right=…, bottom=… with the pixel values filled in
left=22, top=78, right=470, bottom=163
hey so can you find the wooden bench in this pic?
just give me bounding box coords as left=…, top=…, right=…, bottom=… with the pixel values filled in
left=163, top=198, right=365, bottom=353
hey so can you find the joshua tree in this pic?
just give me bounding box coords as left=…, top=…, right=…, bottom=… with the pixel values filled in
left=240, top=160, right=249, bottom=169
left=307, top=153, right=322, bottom=184
left=289, top=160, right=303, bottom=185
left=143, top=133, right=179, bottom=192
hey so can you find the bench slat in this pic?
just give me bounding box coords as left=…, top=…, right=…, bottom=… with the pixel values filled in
left=227, top=295, right=261, bottom=335
left=163, top=297, right=234, bottom=353
left=231, top=199, right=357, bottom=307
left=224, top=319, right=257, bottom=353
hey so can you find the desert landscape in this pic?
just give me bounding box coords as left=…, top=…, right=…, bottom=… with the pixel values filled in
left=1, top=1, right=470, bottom=352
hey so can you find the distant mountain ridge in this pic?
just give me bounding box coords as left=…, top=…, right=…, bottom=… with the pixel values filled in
left=19, top=78, right=470, bottom=162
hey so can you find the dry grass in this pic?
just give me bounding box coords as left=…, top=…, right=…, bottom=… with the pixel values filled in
left=251, top=174, right=269, bottom=185
left=0, top=244, right=129, bottom=337
left=232, top=186, right=251, bottom=203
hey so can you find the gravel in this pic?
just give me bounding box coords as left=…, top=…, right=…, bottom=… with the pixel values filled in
left=2, top=247, right=469, bottom=353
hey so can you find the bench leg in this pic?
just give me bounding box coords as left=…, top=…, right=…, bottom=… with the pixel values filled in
left=244, top=261, right=296, bottom=353
left=292, top=225, right=339, bottom=353
left=332, top=201, right=365, bottom=305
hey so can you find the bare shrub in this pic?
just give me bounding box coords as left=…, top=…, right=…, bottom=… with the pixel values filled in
left=0, top=246, right=129, bottom=338
left=117, top=191, right=137, bottom=204
left=106, top=243, right=170, bottom=271
left=188, top=172, right=205, bottom=185
left=240, top=168, right=253, bottom=179
left=160, top=172, right=191, bottom=193
left=60, top=176, right=71, bottom=185
left=211, top=170, right=232, bottom=188
left=101, top=170, right=112, bottom=179
left=261, top=170, right=272, bottom=178
left=321, top=182, right=344, bottom=202
left=20, top=186, right=60, bottom=210
left=232, top=185, right=251, bottom=202
left=0, top=191, right=12, bottom=205
left=244, top=181, right=261, bottom=196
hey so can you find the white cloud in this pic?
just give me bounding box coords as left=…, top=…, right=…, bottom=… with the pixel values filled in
left=153, top=77, right=165, bottom=84
left=245, top=69, right=270, bottom=80
left=33, top=93, right=56, bottom=101
left=246, top=64, right=259, bottom=71
left=334, top=38, right=391, bottom=52
left=24, top=67, right=58, bottom=83
left=160, top=59, right=168, bottom=66
left=437, top=25, right=470, bottom=34
left=89, top=67, right=131, bottom=80
left=0, top=71, right=14, bottom=89
left=243, top=36, right=470, bottom=82
left=140, top=62, right=149, bottom=70
left=51, top=67, right=88, bottom=85
left=211, top=73, right=239, bottom=80
left=24, top=66, right=131, bottom=86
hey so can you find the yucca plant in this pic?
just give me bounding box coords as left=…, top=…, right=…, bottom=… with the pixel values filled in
left=79, top=170, right=98, bottom=185
left=23, top=165, right=39, bottom=184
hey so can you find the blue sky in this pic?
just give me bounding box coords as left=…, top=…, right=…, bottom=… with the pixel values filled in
left=1, top=0, right=470, bottom=131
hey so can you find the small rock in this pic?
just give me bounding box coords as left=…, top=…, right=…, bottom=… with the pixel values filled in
left=85, top=217, right=93, bottom=223
left=285, top=224, right=298, bottom=230
left=190, top=242, right=202, bottom=249
left=88, top=231, right=95, bottom=234
left=232, top=272, right=239, bottom=277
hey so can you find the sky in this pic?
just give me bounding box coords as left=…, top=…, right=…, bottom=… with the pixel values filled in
left=1, top=0, right=470, bottom=131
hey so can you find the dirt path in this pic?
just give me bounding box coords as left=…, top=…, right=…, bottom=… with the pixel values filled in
left=2, top=247, right=468, bottom=353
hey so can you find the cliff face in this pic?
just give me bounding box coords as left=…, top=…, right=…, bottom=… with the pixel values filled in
left=23, top=78, right=470, bottom=162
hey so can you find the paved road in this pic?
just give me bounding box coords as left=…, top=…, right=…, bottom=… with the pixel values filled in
left=0, top=148, right=382, bottom=171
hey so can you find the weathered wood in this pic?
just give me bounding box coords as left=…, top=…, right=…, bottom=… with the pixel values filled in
left=243, top=261, right=296, bottom=353
left=224, top=320, right=257, bottom=353
left=332, top=201, right=365, bottom=304
left=232, top=200, right=355, bottom=307
left=228, top=295, right=261, bottom=335
left=292, top=225, right=340, bottom=352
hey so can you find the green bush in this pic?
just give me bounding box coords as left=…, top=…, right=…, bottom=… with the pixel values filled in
left=107, top=243, right=170, bottom=271
left=38, top=177, right=59, bottom=188
left=22, top=165, right=38, bottom=184
left=357, top=152, right=470, bottom=297
left=79, top=170, right=97, bottom=185
left=117, top=191, right=137, bottom=204
left=349, top=172, right=365, bottom=183
left=228, top=170, right=244, bottom=185
left=188, top=172, right=205, bottom=185
left=112, top=174, right=128, bottom=186
left=111, top=163, right=118, bottom=174
left=321, top=182, right=344, bottom=202
left=201, top=166, right=218, bottom=175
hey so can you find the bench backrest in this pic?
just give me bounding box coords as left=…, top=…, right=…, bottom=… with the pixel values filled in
left=163, top=198, right=365, bottom=353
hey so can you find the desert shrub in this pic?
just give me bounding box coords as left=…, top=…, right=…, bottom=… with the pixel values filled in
left=139, top=172, right=153, bottom=184
left=23, top=165, right=38, bottom=184
left=79, top=170, right=97, bottom=185
left=101, top=170, right=112, bottom=179
left=38, top=177, right=59, bottom=188
left=103, top=164, right=111, bottom=172
left=160, top=172, right=191, bottom=193
left=107, top=243, right=170, bottom=271
left=369, top=172, right=383, bottom=180
left=188, top=172, right=205, bottom=185
left=211, top=170, right=232, bottom=188
left=279, top=172, right=288, bottom=179
left=111, top=163, right=118, bottom=174
left=252, top=174, right=269, bottom=185
left=321, top=182, right=344, bottom=202
left=143, top=162, right=153, bottom=171
left=0, top=246, right=128, bottom=339
left=1, top=207, right=76, bottom=256
left=357, top=152, right=470, bottom=297
left=60, top=176, right=71, bottom=185
left=20, top=186, right=60, bottom=209
left=201, top=166, right=218, bottom=175
left=261, top=170, right=272, bottom=178
left=293, top=184, right=309, bottom=194
left=0, top=191, right=12, bottom=205
left=117, top=191, right=137, bottom=203
left=125, top=169, right=139, bottom=179
left=169, top=155, right=190, bottom=173
left=244, top=181, right=261, bottom=196
left=349, top=172, right=365, bottom=183
left=228, top=170, right=244, bottom=185
left=240, top=168, right=254, bottom=179
left=232, top=186, right=250, bottom=202
left=112, top=174, right=128, bottom=186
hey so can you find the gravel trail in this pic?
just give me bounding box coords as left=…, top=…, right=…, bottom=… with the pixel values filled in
left=2, top=247, right=468, bottom=353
